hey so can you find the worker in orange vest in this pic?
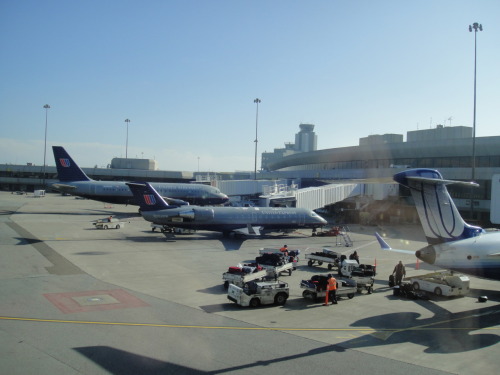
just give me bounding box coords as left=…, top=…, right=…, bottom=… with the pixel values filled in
left=323, top=274, right=338, bottom=306
left=280, top=245, right=288, bottom=257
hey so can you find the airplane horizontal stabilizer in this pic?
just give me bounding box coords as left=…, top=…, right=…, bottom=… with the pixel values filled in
left=406, top=175, right=479, bottom=188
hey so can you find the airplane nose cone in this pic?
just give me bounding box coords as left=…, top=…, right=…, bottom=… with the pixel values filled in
left=416, top=246, right=436, bottom=264
left=316, top=215, right=328, bottom=225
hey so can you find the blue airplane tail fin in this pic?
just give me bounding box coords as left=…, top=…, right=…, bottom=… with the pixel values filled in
left=126, top=182, right=170, bottom=211
left=52, top=146, right=91, bottom=182
left=394, top=168, right=484, bottom=245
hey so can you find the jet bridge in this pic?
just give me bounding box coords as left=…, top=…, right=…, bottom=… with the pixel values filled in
left=261, top=183, right=361, bottom=210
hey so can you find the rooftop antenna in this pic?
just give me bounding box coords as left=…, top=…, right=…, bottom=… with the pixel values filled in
left=448, top=116, right=453, bottom=126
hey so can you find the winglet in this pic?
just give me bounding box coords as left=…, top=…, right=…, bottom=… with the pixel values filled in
left=374, top=232, right=416, bottom=255
left=375, top=232, right=392, bottom=250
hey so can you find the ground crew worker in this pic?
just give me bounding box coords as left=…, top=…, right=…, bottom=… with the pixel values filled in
left=324, top=274, right=337, bottom=305
left=393, top=260, right=406, bottom=285
left=280, top=245, right=288, bottom=256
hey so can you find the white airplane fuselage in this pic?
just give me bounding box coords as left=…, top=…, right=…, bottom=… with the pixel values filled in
left=417, top=231, right=500, bottom=281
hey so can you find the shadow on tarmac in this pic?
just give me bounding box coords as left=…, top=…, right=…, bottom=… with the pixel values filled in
left=74, top=344, right=349, bottom=375
left=343, top=300, right=500, bottom=354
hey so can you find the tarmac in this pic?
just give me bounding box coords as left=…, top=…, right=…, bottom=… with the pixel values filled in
left=1, top=191, right=499, bottom=375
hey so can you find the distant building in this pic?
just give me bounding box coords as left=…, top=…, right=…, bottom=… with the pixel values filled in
left=110, top=157, right=158, bottom=171
left=359, top=133, right=403, bottom=146
left=261, top=123, right=318, bottom=171
left=260, top=125, right=500, bottom=225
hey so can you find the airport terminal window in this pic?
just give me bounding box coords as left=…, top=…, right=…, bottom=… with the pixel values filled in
left=458, top=156, right=470, bottom=168
left=477, top=156, right=490, bottom=167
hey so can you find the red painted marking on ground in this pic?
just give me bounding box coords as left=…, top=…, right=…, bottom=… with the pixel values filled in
left=43, top=289, right=149, bottom=314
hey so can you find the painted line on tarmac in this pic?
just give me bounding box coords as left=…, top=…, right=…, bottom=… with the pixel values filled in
left=1, top=316, right=500, bottom=333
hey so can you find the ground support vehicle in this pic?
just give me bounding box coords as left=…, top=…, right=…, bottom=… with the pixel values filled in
left=93, top=218, right=125, bottom=229
left=338, top=260, right=376, bottom=293
left=255, top=252, right=295, bottom=277
left=305, top=248, right=341, bottom=270
left=151, top=224, right=195, bottom=234
left=300, top=275, right=357, bottom=302
left=312, top=226, right=341, bottom=237
left=222, top=267, right=268, bottom=289
left=258, top=262, right=294, bottom=277
left=338, top=260, right=376, bottom=277
left=406, top=271, right=470, bottom=297
left=227, top=281, right=289, bottom=307
left=258, top=247, right=301, bottom=261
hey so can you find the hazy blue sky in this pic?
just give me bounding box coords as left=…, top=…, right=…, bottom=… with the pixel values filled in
left=1, top=1, right=499, bottom=172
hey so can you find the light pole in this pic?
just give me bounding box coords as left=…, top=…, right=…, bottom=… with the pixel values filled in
left=253, top=98, right=261, bottom=180
left=42, top=104, right=50, bottom=187
left=124, top=119, right=130, bottom=159
left=469, top=22, right=483, bottom=220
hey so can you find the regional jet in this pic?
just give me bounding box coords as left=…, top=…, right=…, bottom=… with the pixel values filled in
left=375, top=168, right=500, bottom=281
left=126, top=182, right=327, bottom=236
left=51, top=146, right=229, bottom=206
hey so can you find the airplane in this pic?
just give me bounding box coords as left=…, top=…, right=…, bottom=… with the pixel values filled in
left=375, top=168, right=500, bottom=281
left=50, top=146, right=229, bottom=206
left=126, top=181, right=328, bottom=236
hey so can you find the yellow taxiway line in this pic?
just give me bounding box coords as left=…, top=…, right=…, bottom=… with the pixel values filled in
left=1, top=315, right=499, bottom=335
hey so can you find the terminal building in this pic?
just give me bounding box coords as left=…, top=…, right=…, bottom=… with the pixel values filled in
left=1, top=124, right=499, bottom=226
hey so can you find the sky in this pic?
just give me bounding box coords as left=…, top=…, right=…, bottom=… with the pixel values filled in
left=1, top=1, right=499, bottom=172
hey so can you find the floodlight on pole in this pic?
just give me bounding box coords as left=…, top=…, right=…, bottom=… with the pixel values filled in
left=468, top=22, right=483, bottom=220
left=43, top=104, right=50, bottom=186
left=124, top=119, right=131, bottom=159
left=469, top=22, right=482, bottom=182
left=253, top=98, right=261, bottom=180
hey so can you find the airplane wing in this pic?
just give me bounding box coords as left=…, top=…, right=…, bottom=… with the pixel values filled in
left=163, top=197, right=189, bottom=206
left=375, top=232, right=415, bottom=255
left=233, top=224, right=262, bottom=236
left=51, top=183, right=77, bottom=191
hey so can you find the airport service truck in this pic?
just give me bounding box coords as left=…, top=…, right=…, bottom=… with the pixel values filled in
left=407, top=271, right=470, bottom=297
left=93, top=218, right=125, bottom=229
left=227, top=281, right=289, bottom=307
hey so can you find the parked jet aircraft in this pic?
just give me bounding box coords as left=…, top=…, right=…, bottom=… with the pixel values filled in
left=375, top=168, right=500, bottom=281
left=126, top=182, right=327, bottom=236
left=51, top=146, right=229, bottom=206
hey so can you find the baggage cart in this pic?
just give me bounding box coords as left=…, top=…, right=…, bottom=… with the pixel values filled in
left=300, top=275, right=356, bottom=302
left=304, top=248, right=341, bottom=270
left=222, top=266, right=268, bottom=289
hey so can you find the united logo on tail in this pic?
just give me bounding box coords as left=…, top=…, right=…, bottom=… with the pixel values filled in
left=144, top=194, right=156, bottom=205
left=59, top=158, right=71, bottom=167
